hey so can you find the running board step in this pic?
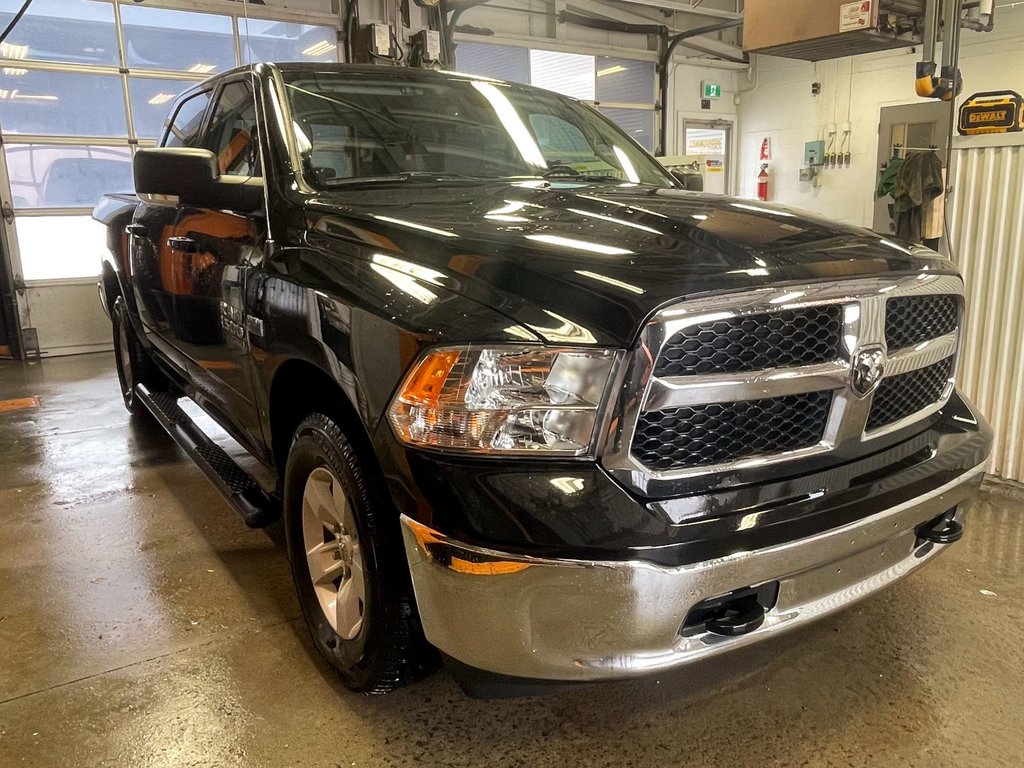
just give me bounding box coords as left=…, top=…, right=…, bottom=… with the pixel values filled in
left=135, top=384, right=278, bottom=528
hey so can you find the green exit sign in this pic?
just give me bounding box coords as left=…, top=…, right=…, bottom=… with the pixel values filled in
left=702, top=81, right=721, bottom=99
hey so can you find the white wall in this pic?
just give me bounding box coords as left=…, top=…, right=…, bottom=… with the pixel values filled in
left=735, top=7, right=1024, bottom=224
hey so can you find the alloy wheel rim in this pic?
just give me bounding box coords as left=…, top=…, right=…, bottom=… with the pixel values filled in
left=301, top=466, right=366, bottom=640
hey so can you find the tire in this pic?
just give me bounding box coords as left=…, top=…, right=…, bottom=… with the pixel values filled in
left=112, top=296, right=167, bottom=414
left=283, top=413, right=433, bottom=693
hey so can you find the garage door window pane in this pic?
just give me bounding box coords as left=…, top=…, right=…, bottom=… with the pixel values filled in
left=599, top=107, right=655, bottom=152
left=129, top=77, right=195, bottom=140
left=0, top=0, right=118, bottom=67
left=529, top=50, right=594, bottom=101
left=0, top=69, right=126, bottom=136
left=16, top=214, right=107, bottom=280
left=121, top=6, right=235, bottom=73
left=5, top=144, right=132, bottom=209
left=455, top=43, right=529, bottom=84
left=596, top=58, right=654, bottom=104
left=242, top=19, right=337, bottom=63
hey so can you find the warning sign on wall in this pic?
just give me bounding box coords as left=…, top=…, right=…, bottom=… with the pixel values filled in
left=839, top=1, right=873, bottom=32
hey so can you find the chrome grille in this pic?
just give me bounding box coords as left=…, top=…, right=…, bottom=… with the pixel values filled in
left=885, top=294, right=960, bottom=350
left=867, top=357, right=955, bottom=431
left=633, top=392, right=832, bottom=471
left=654, top=306, right=843, bottom=377
left=603, top=274, right=965, bottom=485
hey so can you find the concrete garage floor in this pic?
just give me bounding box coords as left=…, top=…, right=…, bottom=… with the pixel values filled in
left=0, top=353, right=1022, bottom=768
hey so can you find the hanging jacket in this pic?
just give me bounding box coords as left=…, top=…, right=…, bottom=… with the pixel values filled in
left=876, top=158, right=903, bottom=199
left=893, top=152, right=943, bottom=242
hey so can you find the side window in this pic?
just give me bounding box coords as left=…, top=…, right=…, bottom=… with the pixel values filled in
left=205, top=80, right=260, bottom=177
left=162, top=91, right=212, bottom=148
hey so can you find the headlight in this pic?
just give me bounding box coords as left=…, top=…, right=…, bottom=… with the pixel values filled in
left=387, top=345, right=621, bottom=456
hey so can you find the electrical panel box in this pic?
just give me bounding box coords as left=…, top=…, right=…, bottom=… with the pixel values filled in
left=351, top=23, right=393, bottom=63
left=805, top=140, right=826, bottom=167
left=411, top=29, right=442, bottom=62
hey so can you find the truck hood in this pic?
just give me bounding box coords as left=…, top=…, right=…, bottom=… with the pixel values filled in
left=304, top=182, right=956, bottom=347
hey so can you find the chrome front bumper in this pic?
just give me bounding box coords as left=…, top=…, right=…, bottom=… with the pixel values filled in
left=401, top=462, right=986, bottom=681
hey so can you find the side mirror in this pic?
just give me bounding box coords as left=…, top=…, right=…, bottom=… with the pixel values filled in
left=670, top=169, right=704, bottom=192
left=134, top=148, right=263, bottom=213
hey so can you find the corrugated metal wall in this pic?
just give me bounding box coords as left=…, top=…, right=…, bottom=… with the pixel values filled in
left=949, top=144, right=1024, bottom=482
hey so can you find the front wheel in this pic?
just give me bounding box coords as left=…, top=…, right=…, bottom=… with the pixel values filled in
left=111, top=296, right=167, bottom=413
left=283, top=413, right=433, bottom=693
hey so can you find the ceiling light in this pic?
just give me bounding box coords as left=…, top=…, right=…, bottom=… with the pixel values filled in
left=0, top=42, right=28, bottom=60
left=302, top=40, right=335, bottom=57
left=148, top=93, right=174, bottom=105
left=188, top=63, right=216, bottom=74
left=597, top=65, right=626, bottom=77
left=10, top=92, right=57, bottom=102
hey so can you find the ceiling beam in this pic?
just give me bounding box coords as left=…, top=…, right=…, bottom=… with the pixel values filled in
left=612, top=0, right=742, bottom=20
left=569, top=0, right=668, bottom=26
left=672, top=35, right=746, bottom=62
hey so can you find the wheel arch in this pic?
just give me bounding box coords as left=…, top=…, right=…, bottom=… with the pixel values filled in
left=267, top=358, right=378, bottom=481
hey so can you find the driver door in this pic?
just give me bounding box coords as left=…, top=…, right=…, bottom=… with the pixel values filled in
left=166, top=76, right=266, bottom=452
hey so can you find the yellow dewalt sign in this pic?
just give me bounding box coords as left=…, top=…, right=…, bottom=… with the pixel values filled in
left=959, top=90, right=1024, bottom=135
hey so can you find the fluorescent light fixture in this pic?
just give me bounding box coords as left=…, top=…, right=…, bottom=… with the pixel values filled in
left=372, top=214, right=458, bottom=238
left=188, top=63, right=216, bottom=74
left=567, top=208, right=660, bottom=235
left=612, top=145, right=640, bottom=183
left=148, top=93, right=175, bottom=106
left=575, top=270, right=645, bottom=295
left=597, top=65, right=626, bottom=77
left=8, top=91, right=57, bottom=101
left=0, top=42, right=28, bottom=60
left=302, top=40, right=335, bottom=57
left=526, top=234, right=632, bottom=256
left=472, top=81, right=546, bottom=168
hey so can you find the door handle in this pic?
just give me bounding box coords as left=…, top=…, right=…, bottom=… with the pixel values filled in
left=125, top=223, right=147, bottom=237
left=167, top=236, right=199, bottom=253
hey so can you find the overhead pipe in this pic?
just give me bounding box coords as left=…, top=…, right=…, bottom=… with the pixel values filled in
left=658, top=18, right=745, bottom=155
left=916, top=0, right=963, bottom=101
left=556, top=10, right=667, bottom=36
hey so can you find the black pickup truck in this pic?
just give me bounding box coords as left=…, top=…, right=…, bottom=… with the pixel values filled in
left=94, top=62, right=991, bottom=695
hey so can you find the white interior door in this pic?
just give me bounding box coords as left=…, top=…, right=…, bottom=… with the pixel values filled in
left=680, top=119, right=732, bottom=195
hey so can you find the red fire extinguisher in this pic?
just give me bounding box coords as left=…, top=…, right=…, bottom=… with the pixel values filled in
left=757, top=164, right=769, bottom=202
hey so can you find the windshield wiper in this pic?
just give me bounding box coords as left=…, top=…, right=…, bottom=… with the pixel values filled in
left=540, top=164, right=625, bottom=183
left=322, top=171, right=495, bottom=187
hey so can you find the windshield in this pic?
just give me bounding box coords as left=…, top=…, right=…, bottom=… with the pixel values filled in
left=282, top=70, right=674, bottom=188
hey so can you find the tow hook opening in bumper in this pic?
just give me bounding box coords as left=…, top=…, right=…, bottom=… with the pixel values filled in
left=916, top=506, right=963, bottom=545
left=680, top=581, right=779, bottom=638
